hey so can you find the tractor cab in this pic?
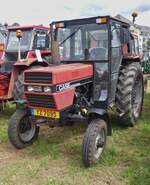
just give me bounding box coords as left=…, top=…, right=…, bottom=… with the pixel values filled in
left=52, top=16, right=141, bottom=104
left=0, top=26, right=50, bottom=72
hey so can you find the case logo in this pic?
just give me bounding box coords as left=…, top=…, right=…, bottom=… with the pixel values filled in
left=57, top=83, right=71, bottom=91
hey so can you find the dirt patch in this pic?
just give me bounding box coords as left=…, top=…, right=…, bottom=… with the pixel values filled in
left=144, top=75, right=150, bottom=93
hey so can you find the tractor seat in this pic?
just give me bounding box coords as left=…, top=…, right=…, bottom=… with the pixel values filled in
left=89, top=47, right=107, bottom=60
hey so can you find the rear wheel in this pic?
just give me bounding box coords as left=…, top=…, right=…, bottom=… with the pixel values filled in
left=8, top=109, right=39, bottom=149
left=82, top=119, right=107, bottom=167
left=116, top=63, right=144, bottom=126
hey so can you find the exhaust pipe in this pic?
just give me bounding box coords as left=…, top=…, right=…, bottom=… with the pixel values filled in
left=50, top=23, right=60, bottom=65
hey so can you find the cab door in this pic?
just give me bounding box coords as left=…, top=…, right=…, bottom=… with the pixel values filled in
left=109, top=23, right=122, bottom=103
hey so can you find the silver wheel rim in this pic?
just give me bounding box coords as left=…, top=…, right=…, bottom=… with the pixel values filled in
left=94, top=129, right=105, bottom=159
left=19, top=117, right=36, bottom=142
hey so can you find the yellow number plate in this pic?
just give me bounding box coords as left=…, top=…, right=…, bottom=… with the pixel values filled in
left=33, top=109, right=60, bottom=119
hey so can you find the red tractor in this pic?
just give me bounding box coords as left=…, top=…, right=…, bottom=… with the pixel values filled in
left=0, top=28, right=7, bottom=58
left=0, top=26, right=51, bottom=109
left=8, top=16, right=144, bottom=167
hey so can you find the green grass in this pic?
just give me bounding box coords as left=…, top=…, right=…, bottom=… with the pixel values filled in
left=0, top=94, right=150, bottom=185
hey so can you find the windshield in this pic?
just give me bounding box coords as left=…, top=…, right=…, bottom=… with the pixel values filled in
left=57, top=24, right=108, bottom=61
left=6, top=30, right=32, bottom=51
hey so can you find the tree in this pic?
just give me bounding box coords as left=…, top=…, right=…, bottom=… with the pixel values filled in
left=12, top=22, right=20, bottom=27
left=147, top=39, right=150, bottom=49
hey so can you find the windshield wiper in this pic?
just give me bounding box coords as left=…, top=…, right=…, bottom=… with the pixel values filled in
left=59, top=26, right=82, bottom=46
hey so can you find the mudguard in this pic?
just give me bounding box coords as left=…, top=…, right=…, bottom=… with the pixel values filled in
left=88, top=108, right=112, bottom=136
left=14, top=58, right=49, bottom=68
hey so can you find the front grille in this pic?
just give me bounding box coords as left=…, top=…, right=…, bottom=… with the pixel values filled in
left=25, top=72, right=52, bottom=84
left=26, top=94, right=56, bottom=108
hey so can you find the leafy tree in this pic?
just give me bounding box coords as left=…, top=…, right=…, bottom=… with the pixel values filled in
left=12, top=22, right=20, bottom=27
left=147, top=39, right=150, bottom=49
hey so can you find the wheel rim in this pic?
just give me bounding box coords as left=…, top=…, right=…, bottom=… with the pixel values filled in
left=131, top=74, right=143, bottom=118
left=18, top=116, right=36, bottom=142
left=94, top=129, right=105, bottom=159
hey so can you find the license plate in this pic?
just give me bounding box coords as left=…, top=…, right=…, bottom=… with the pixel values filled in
left=32, top=109, right=60, bottom=119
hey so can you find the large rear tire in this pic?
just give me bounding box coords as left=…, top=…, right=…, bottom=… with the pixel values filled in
left=82, top=119, right=107, bottom=167
left=8, top=109, right=39, bottom=149
left=116, top=63, right=144, bottom=126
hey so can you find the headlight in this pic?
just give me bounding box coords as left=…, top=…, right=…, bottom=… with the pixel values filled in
left=33, top=86, right=42, bottom=92
left=27, top=86, right=42, bottom=92
left=43, top=86, right=52, bottom=93
left=27, top=86, right=34, bottom=92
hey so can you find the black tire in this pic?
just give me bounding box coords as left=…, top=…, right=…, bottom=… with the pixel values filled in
left=8, top=109, right=39, bottom=149
left=13, top=73, right=24, bottom=101
left=82, top=119, right=107, bottom=167
left=13, top=65, right=41, bottom=101
left=0, top=102, right=3, bottom=111
left=116, top=63, right=144, bottom=126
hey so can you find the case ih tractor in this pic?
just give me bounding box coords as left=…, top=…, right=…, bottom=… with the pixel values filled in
left=0, top=26, right=51, bottom=109
left=8, top=16, right=144, bottom=167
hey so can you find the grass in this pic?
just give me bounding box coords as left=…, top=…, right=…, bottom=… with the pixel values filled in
left=0, top=94, right=150, bottom=185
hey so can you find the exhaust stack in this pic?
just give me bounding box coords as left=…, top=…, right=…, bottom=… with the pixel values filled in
left=50, top=23, right=60, bottom=65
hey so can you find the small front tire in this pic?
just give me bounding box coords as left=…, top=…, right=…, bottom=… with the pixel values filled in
left=8, top=109, right=39, bottom=149
left=82, top=119, right=107, bottom=167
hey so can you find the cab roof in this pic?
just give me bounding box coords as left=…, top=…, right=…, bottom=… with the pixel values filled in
left=8, top=25, right=49, bottom=31
left=52, top=16, right=130, bottom=28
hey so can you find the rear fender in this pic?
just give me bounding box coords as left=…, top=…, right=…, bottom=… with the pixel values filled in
left=88, top=108, right=112, bottom=136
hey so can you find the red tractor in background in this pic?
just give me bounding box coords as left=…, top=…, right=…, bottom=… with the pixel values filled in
left=0, top=25, right=51, bottom=109
left=8, top=16, right=144, bottom=167
left=0, top=26, right=7, bottom=58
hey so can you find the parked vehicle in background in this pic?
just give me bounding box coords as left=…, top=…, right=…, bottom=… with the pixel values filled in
left=0, top=27, right=7, bottom=58
left=0, top=26, right=51, bottom=109
left=142, top=51, right=150, bottom=74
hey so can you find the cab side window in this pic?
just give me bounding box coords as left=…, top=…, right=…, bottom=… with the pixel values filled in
left=111, top=24, right=122, bottom=73
left=33, top=32, right=49, bottom=49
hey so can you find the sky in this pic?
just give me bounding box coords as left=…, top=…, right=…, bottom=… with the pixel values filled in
left=0, top=0, right=150, bottom=27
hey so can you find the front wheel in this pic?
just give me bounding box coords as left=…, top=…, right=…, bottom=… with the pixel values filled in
left=82, top=119, right=107, bottom=167
left=8, top=109, right=39, bottom=149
